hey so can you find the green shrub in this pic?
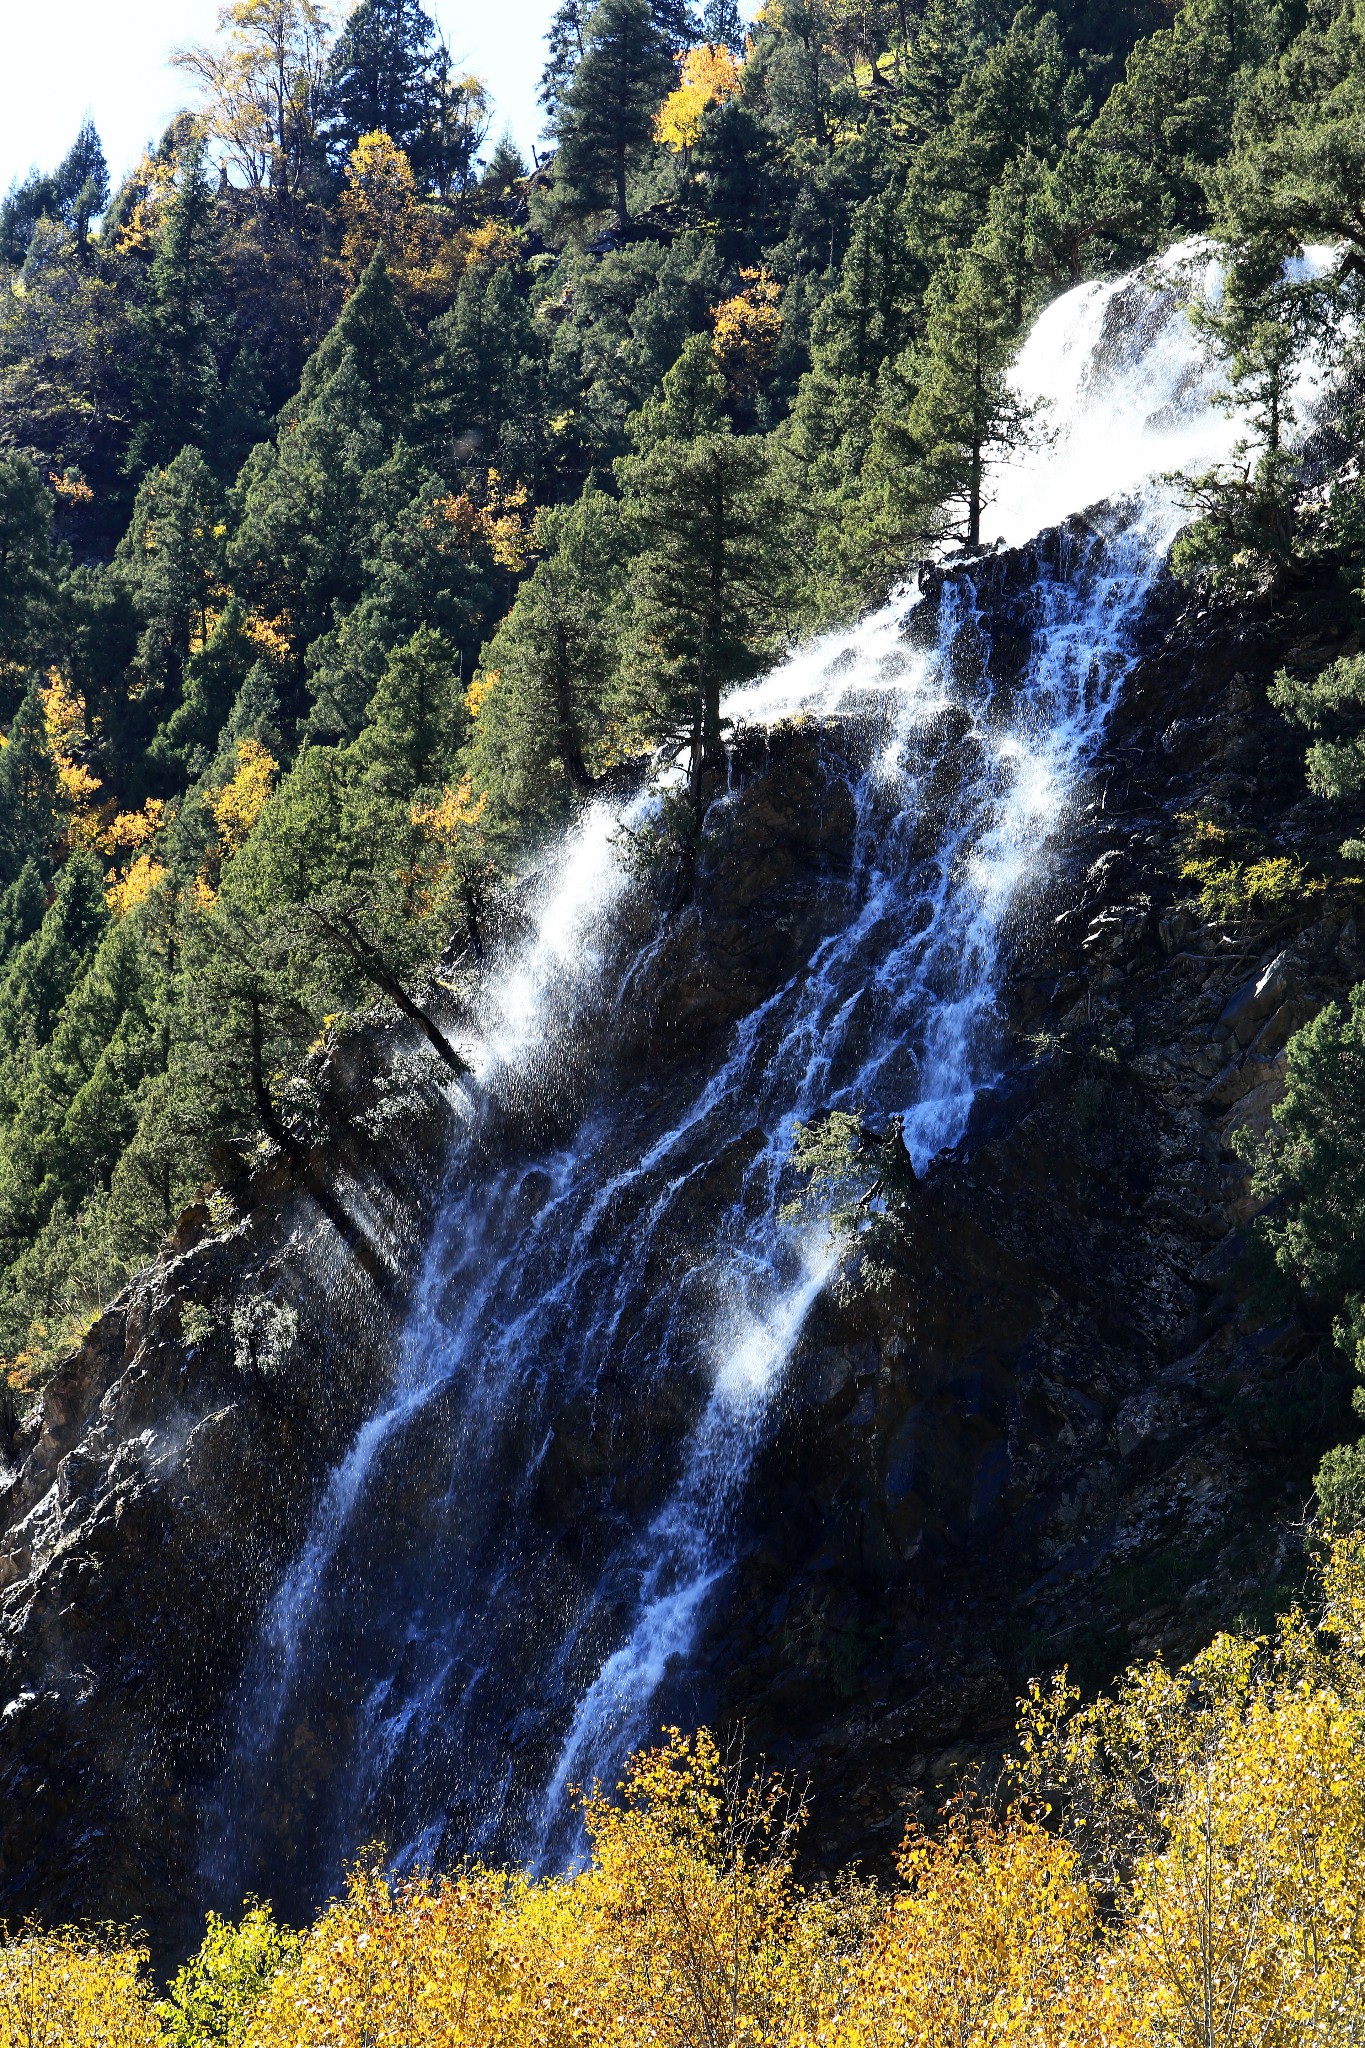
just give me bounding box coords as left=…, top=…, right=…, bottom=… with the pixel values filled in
left=159, top=1903, right=300, bottom=2048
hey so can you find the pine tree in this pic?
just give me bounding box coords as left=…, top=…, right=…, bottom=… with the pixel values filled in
left=1170, top=254, right=1322, bottom=594
left=114, top=449, right=227, bottom=742
left=425, top=44, right=491, bottom=198
left=0, top=911, right=165, bottom=1249
left=296, top=251, right=422, bottom=443
left=481, top=135, right=529, bottom=201
left=54, top=116, right=109, bottom=251
left=304, top=472, right=501, bottom=743
left=898, top=0, right=982, bottom=145
left=467, top=484, right=626, bottom=830
left=618, top=335, right=788, bottom=801
left=323, top=0, right=440, bottom=172
left=428, top=264, right=544, bottom=471
left=229, top=351, right=418, bottom=710
left=0, top=169, right=58, bottom=266
left=0, top=458, right=62, bottom=718
left=0, top=684, right=63, bottom=889
left=0, top=861, right=46, bottom=970
left=552, top=0, right=676, bottom=237
left=347, top=626, right=466, bottom=802
left=149, top=600, right=258, bottom=784
left=128, top=140, right=225, bottom=472
left=701, top=0, right=745, bottom=53
left=896, top=249, right=1036, bottom=549
left=540, top=0, right=590, bottom=132
left=0, top=849, right=109, bottom=1079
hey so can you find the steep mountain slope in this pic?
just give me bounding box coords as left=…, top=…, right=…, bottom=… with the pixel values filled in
left=1, top=515, right=1356, bottom=1954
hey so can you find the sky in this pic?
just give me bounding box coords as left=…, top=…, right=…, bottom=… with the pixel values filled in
left=0, top=0, right=557, bottom=200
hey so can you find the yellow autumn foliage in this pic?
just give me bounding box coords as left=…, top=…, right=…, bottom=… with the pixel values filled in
left=656, top=43, right=743, bottom=152
left=40, top=672, right=103, bottom=842
left=0, top=1929, right=162, bottom=2048
left=422, top=473, right=534, bottom=572
left=340, top=130, right=434, bottom=282
left=102, top=800, right=166, bottom=854
left=412, top=777, right=489, bottom=848
left=105, top=851, right=168, bottom=920
left=242, top=612, right=293, bottom=665
left=209, top=739, right=277, bottom=855
left=712, top=269, right=784, bottom=397
left=20, top=1550, right=1365, bottom=2047
left=194, top=738, right=278, bottom=905
left=465, top=669, right=500, bottom=721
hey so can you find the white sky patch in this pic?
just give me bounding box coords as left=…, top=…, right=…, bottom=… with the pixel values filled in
left=0, top=0, right=555, bottom=198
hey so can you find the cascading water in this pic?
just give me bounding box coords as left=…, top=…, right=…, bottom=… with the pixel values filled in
left=205, top=249, right=1323, bottom=1908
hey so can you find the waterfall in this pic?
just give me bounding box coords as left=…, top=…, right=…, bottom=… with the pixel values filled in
left=205, top=248, right=1308, bottom=1908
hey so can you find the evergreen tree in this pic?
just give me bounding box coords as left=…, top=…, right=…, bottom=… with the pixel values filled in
left=1271, top=649, right=1365, bottom=839
left=0, top=862, right=46, bottom=970
left=429, top=264, right=545, bottom=471
left=324, top=0, right=440, bottom=172
left=1171, top=254, right=1323, bottom=595
left=54, top=116, right=109, bottom=250
left=892, top=248, right=1036, bottom=548
left=304, top=472, right=500, bottom=741
left=0, top=458, right=62, bottom=716
left=0, top=910, right=166, bottom=1249
left=468, top=485, right=626, bottom=829
left=425, top=44, right=492, bottom=198
left=0, top=169, right=58, bottom=267
left=347, top=626, right=466, bottom=802
left=619, top=335, right=789, bottom=799
left=296, top=251, right=422, bottom=444
left=128, top=140, right=225, bottom=472
left=701, top=0, right=747, bottom=53
left=0, top=684, right=63, bottom=889
left=481, top=135, right=529, bottom=201
left=692, top=95, right=785, bottom=269
left=148, top=600, right=257, bottom=783
left=540, top=0, right=589, bottom=130
left=898, top=0, right=984, bottom=145
left=552, top=0, right=676, bottom=237
left=0, top=849, right=109, bottom=1085
left=114, top=449, right=227, bottom=752
left=229, top=351, right=421, bottom=714
left=58, top=568, right=143, bottom=777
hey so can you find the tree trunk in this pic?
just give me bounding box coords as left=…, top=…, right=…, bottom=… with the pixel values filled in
left=247, top=995, right=394, bottom=1290
left=552, top=634, right=596, bottom=792
left=614, top=139, right=630, bottom=237
left=308, top=909, right=467, bottom=1073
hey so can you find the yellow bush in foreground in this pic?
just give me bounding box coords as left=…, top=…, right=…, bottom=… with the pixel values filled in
left=0, top=1930, right=162, bottom=2048
left=15, top=1544, right=1365, bottom=2047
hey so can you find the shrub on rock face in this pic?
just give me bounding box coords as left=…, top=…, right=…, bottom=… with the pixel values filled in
left=1250, top=986, right=1365, bottom=1301
left=1316, top=1438, right=1365, bottom=1533
left=1239, top=986, right=1365, bottom=1522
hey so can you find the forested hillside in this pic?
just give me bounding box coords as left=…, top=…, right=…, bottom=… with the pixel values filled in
left=2, top=0, right=1364, bottom=1446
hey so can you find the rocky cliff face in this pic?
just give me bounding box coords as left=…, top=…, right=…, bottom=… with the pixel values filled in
left=1, top=541, right=1358, bottom=1956
left=718, top=548, right=1363, bottom=1864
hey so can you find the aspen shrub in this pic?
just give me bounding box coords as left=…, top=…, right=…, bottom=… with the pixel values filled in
left=0, top=1930, right=163, bottom=2048
left=19, top=1549, right=1365, bottom=2047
